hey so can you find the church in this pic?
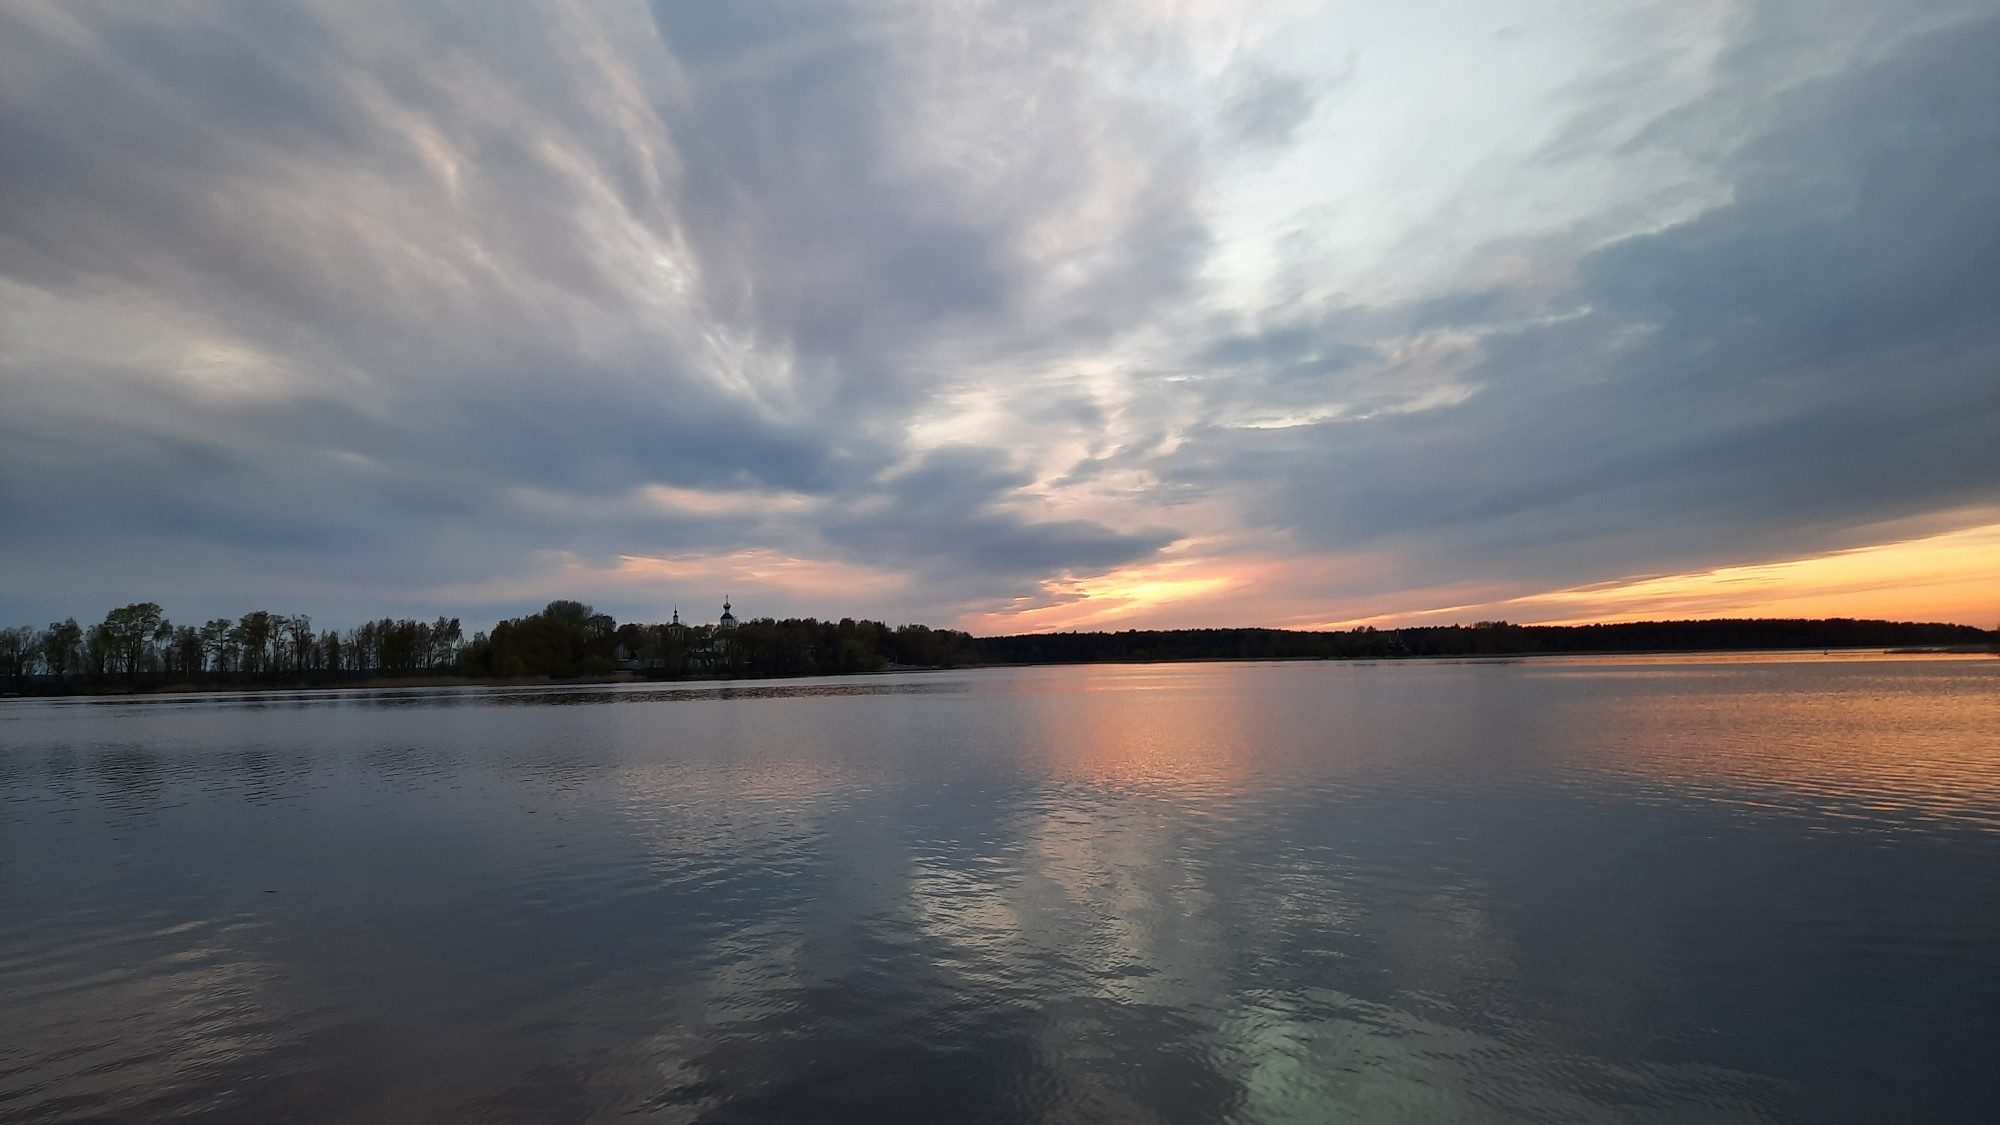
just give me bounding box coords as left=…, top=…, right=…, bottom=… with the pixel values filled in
left=662, top=597, right=737, bottom=634
left=618, top=599, right=742, bottom=673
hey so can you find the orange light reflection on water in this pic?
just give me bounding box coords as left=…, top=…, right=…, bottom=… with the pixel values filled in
left=1527, top=654, right=2000, bottom=833
left=1018, top=664, right=1259, bottom=798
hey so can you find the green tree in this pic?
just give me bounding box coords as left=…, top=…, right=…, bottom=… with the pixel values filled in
left=0, top=626, right=38, bottom=685
left=84, top=623, right=113, bottom=680
left=201, top=619, right=236, bottom=673
left=100, top=602, right=167, bottom=679
left=235, top=611, right=275, bottom=675
left=168, top=625, right=205, bottom=678
left=41, top=618, right=82, bottom=682
left=482, top=601, right=617, bottom=678
left=286, top=614, right=316, bottom=673
left=429, top=616, right=463, bottom=669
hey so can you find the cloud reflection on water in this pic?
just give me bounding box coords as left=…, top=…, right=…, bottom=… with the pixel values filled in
left=3, top=657, right=1997, bottom=1121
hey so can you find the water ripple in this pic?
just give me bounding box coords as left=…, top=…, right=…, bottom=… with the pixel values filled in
left=1, top=656, right=1996, bottom=1122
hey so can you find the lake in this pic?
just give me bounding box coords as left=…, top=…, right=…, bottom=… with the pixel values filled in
left=3, top=655, right=1998, bottom=1123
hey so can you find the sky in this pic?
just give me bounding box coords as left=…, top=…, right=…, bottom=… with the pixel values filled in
left=2, top=0, right=1997, bottom=634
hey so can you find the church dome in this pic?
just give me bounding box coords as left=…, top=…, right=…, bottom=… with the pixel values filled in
left=717, top=597, right=737, bottom=630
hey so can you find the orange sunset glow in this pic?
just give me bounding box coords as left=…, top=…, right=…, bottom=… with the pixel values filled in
left=9, top=5, right=2000, bottom=1122
left=966, top=519, right=2000, bottom=634
left=5, top=0, right=1997, bottom=643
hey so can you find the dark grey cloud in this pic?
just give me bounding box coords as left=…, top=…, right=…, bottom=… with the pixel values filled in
left=1202, top=328, right=1376, bottom=379
left=1159, top=14, right=2000, bottom=595
left=824, top=446, right=1177, bottom=596
left=1219, top=64, right=1333, bottom=151
left=4, top=0, right=1993, bottom=630
left=649, top=1, right=1010, bottom=384
left=0, top=0, right=1208, bottom=625
left=642, top=0, right=1213, bottom=402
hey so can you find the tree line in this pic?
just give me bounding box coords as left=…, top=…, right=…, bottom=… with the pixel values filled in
left=462, top=600, right=978, bottom=680
left=972, top=618, right=1996, bottom=664
left=1, top=603, right=1989, bottom=695
left=0, top=603, right=468, bottom=690
left=0, top=599, right=979, bottom=693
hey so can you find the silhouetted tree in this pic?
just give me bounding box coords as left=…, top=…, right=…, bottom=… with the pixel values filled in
left=41, top=619, right=82, bottom=683
left=99, top=603, right=167, bottom=679
left=0, top=626, right=36, bottom=686
left=4, top=603, right=1991, bottom=696
left=167, top=625, right=204, bottom=678
left=83, top=623, right=112, bottom=680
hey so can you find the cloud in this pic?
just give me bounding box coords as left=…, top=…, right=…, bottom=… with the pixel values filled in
left=1218, top=64, right=1331, bottom=151
left=0, top=0, right=1218, bottom=626
left=1, top=0, right=1995, bottom=630
left=1146, top=11, right=2000, bottom=604
left=824, top=446, right=1180, bottom=597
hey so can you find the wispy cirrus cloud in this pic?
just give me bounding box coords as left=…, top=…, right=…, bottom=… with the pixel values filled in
left=2, top=0, right=1995, bottom=629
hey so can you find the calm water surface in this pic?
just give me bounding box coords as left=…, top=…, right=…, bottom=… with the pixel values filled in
left=3, top=655, right=1998, bottom=1123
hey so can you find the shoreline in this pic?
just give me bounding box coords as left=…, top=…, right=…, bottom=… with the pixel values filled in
left=5, top=644, right=1990, bottom=700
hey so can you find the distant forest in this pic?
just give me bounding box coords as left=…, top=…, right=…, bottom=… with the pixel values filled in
left=0, top=601, right=1992, bottom=695
left=972, top=618, right=1996, bottom=664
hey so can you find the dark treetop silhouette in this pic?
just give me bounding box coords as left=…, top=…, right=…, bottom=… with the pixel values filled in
left=0, top=601, right=1991, bottom=695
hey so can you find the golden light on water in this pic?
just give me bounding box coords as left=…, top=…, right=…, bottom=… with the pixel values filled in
left=1026, top=664, right=1256, bottom=794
